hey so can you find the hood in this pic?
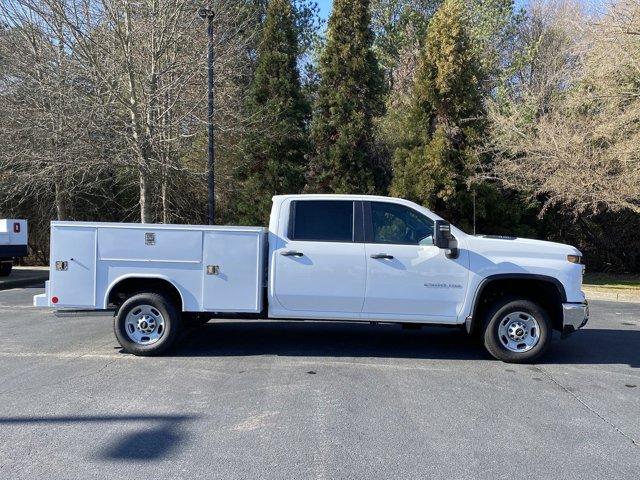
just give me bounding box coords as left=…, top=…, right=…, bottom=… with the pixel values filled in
left=466, top=234, right=582, bottom=258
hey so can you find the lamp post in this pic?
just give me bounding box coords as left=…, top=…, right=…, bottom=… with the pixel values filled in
left=199, top=7, right=215, bottom=225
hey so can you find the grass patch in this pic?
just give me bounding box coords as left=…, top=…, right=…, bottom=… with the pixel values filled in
left=583, top=273, right=640, bottom=290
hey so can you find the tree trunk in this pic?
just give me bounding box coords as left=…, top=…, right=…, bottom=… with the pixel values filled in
left=161, top=165, right=169, bottom=224
left=54, top=178, right=68, bottom=221
left=139, top=163, right=152, bottom=223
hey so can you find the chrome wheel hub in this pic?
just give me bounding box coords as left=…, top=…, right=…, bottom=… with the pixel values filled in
left=124, top=305, right=165, bottom=345
left=137, top=315, right=156, bottom=334
left=507, top=321, right=527, bottom=341
left=498, top=311, right=540, bottom=353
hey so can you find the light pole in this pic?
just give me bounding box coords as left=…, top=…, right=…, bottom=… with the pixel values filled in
left=199, top=7, right=215, bottom=225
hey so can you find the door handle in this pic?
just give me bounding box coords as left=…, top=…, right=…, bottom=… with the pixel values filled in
left=370, top=253, right=394, bottom=260
left=281, top=250, right=304, bottom=257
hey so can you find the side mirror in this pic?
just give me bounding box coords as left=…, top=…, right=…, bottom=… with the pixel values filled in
left=434, top=220, right=459, bottom=259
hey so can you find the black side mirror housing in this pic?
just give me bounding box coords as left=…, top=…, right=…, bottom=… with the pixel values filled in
left=434, top=220, right=459, bottom=259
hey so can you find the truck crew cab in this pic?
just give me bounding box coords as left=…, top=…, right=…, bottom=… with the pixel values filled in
left=34, top=195, right=589, bottom=363
left=1, top=219, right=28, bottom=277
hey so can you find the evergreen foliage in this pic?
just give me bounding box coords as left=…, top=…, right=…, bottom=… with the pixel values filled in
left=236, top=0, right=311, bottom=225
left=370, top=0, right=440, bottom=78
left=390, top=0, right=483, bottom=221
left=306, top=0, right=386, bottom=194
left=464, top=0, right=524, bottom=90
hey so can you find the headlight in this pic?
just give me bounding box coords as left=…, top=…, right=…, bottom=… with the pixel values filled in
left=567, top=254, right=582, bottom=264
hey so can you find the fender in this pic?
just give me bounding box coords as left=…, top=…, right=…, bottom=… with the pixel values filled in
left=466, top=273, right=567, bottom=333
left=103, top=274, right=187, bottom=311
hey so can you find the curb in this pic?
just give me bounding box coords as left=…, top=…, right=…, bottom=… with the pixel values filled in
left=584, top=287, right=640, bottom=304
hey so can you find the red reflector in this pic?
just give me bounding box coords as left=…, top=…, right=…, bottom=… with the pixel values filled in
left=13, top=223, right=20, bottom=233
left=51, top=296, right=59, bottom=304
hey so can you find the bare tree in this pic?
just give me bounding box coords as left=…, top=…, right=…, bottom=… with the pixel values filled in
left=0, top=1, right=107, bottom=221
left=3, top=0, right=256, bottom=223
left=482, top=0, right=640, bottom=215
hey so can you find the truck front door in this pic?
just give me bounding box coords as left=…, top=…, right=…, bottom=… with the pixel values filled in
left=361, top=201, right=469, bottom=322
left=272, top=200, right=366, bottom=315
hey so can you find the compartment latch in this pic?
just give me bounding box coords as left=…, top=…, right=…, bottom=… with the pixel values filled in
left=55, top=261, right=68, bottom=271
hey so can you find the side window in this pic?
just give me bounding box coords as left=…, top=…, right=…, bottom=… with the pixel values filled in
left=370, top=202, right=434, bottom=245
left=290, top=201, right=354, bottom=242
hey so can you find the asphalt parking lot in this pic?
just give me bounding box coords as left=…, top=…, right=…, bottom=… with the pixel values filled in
left=0, top=285, right=638, bottom=480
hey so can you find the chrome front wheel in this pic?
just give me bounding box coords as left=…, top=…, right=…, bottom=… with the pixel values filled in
left=482, top=299, right=552, bottom=363
left=497, top=311, right=540, bottom=353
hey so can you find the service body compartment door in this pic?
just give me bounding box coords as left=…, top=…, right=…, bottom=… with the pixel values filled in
left=98, top=228, right=202, bottom=263
left=202, top=231, right=263, bottom=312
left=50, top=226, right=97, bottom=307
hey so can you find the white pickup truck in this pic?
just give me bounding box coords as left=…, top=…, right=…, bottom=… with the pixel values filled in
left=34, top=194, right=588, bottom=362
left=1, top=219, right=28, bottom=277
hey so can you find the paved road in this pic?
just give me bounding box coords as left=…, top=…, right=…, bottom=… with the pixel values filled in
left=0, top=286, right=638, bottom=480
left=0, top=267, right=48, bottom=290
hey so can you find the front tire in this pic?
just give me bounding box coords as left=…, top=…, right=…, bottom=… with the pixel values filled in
left=114, top=292, right=182, bottom=356
left=482, top=298, right=552, bottom=363
left=0, top=262, right=12, bottom=277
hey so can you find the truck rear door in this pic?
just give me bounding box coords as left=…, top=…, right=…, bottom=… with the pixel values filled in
left=272, top=200, right=366, bottom=314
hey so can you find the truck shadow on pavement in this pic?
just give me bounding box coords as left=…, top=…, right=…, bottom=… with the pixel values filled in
left=544, top=328, right=640, bottom=367
left=173, top=322, right=485, bottom=361
left=0, top=414, right=196, bottom=461
left=171, top=321, right=640, bottom=368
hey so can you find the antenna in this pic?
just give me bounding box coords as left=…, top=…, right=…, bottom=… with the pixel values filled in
left=472, top=189, right=476, bottom=235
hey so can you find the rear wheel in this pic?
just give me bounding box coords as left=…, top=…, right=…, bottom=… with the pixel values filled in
left=0, top=262, right=12, bottom=277
left=114, top=292, right=182, bottom=356
left=482, top=298, right=552, bottom=363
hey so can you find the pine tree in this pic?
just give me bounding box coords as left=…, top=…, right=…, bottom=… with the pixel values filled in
left=306, top=0, right=386, bottom=194
left=236, top=0, right=310, bottom=225
left=390, top=0, right=483, bottom=219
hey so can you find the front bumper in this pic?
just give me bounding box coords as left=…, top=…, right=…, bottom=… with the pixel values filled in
left=561, top=301, right=589, bottom=337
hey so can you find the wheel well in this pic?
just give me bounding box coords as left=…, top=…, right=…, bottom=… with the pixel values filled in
left=472, top=278, right=564, bottom=333
left=107, top=277, right=183, bottom=311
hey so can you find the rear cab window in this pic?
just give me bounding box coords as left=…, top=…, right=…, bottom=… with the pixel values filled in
left=289, top=200, right=355, bottom=242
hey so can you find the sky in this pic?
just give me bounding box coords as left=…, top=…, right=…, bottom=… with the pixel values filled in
left=317, top=0, right=332, bottom=22
left=315, top=0, right=606, bottom=24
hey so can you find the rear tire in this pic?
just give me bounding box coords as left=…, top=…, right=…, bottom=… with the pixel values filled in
left=0, top=262, right=12, bottom=277
left=482, top=298, right=552, bottom=363
left=114, top=292, right=182, bottom=356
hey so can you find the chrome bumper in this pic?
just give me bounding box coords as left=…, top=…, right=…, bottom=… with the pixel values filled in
left=561, top=301, right=589, bottom=337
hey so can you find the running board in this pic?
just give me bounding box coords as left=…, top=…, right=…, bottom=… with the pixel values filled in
left=54, top=309, right=114, bottom=317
